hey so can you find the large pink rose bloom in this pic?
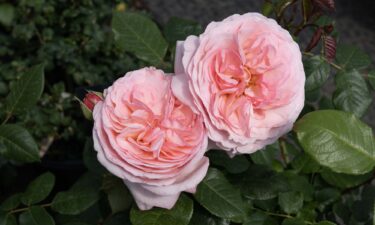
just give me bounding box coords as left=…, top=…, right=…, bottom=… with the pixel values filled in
left=172, top=13, right=305, bottom=154
left=93, top=67, right=209, bottom=210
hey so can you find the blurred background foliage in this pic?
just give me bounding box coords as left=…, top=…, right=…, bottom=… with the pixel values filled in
left=0, top=0, right=141, bottom=161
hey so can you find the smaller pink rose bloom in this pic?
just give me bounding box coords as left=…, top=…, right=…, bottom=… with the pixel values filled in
left=92, top=67, right=209, bottom=210
left=172, top=13, right=305, bottom=154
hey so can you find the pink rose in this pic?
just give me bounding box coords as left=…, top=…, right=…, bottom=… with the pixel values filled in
left=172, top=13, right=305, bottom=154
left=92, top=67, right=209, bottom=210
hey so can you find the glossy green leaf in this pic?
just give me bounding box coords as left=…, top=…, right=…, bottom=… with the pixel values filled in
left=164, top=17, right=202, bottom=44
left=21, top=172, right=55, bottom=205
left=336, top=45, right=371, bottom=70
left=130, top=194, right=193, bottom=225
left=294, top=110, right=375, bottom=174
left=195, top=168, right=246, bottom=221
left=0, top=213, right=16, bottom=225
left=51, top=188, right=99, bottom=215
left=250, top=143, right=278, bottom=166
left=278, top=191, right=304, bottom=214
left=304, top=56, right=330, bottom=91
left=321, top=169, right=372, bottom=189
left=0, top=194, right=21, bottom=211
left=5, top=64, right=44, bottom=116
left=0, top=124, right=40, bottom=163
left=333, top=69, right=372, bottom=117
left=112, top=12, right=167, bottom=66
left=0, top=4, right=14, bottom=26
left=207, top=150, right=249, bottom=174
left=19, top=206, right=55, bottom=225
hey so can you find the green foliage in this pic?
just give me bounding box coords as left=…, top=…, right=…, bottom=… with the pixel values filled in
left=1, top=1, right=374, bottom=225
left=112, top=12, right=168, bottom=66
left=0, top=124, right=40, bottom=162
left=333, top=69, right=372, bottom=117
left=130, top=194, right=193, bottom=225
left=163, top=17, right=202, bottom=44
left=294, top=110, right=375, bottom=174
left=19, top=206, right=55, bottom=225
left=5, top=64, right=44, bottom=116
left=304, top=56, right=330, bottom=91
left=336, top=45, right=371, bottom=70
left=21, top=172, right=55, bottom=205
left=51, top=188, right=99, bottom=215
left=207, top=150, right=250, bottom=174
left=195, top=168, right=246, bottom=222
left=278, top=191, right=304, bottom=214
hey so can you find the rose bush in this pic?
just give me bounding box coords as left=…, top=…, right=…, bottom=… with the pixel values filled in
left=92, top=67, right=209, bottom=210
left=172, top=13, right=305, bottom=154
left=1, top=1, right=374, bottom=225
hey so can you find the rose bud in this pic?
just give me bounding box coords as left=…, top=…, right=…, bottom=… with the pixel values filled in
left=172, top=13, right=305, bottom=155
left=80, top=91, right=103, bottom=120
left=92, top=67, right=209, bottom=210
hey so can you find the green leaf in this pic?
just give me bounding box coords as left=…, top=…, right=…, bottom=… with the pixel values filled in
left=315, top=188, right=340, bottom=211
left=164, top=17, right=202, bottom=44
left=207, top=150, right=249, bottom=174
left=5, top=64, right=44, bottom=116
left=336, top=45, right=371, bottom=70
left=70, top=172, right=101, bottom=191
left=250, top=143, right=278, bottom=166
left=304, top=56, right=330, bottom=91
left=296, top=204, right=317, bottom=222
left=291, top=153, right=320, bottom=174
left=282, top=218, right=306, bottom=225
left=189, top=208, right=230, bottom=225
left=21, top=172, right=55, bottom=205
left=0, top=4, right=14, bottom=26
left=195, top=168, right=246, bottom=222
left=368, top=70, right=375, bottom=89
left=103, top=176, right=132, bottom=213
left=240, top=165, right=289, bottom=201
left=19, top=206, right=55, bottom=225
left=333, top=69, right=372, bottom=117
left=244, top=212, right=278, bottom=225
left=321, top=169, right=372, bottom=189
left=0, top=193, right=21, bottom=211
left=294, top=110, right=375, bottom=175
left=112, top=12, right=168, bottom=65
left=281, top=172, right=314, bottom=201
left=130, top=194, right=193, bottom=225
left=0, top=213, right=17, bottom=225
left=0, top=124, right=40, bottom=163
left=278, top=191, right=304, bottom=214
left=51, top=188, right=99, bottom=215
